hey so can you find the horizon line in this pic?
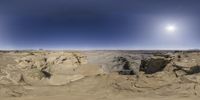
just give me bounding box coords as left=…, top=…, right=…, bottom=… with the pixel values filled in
left=0, top=48, right=200, bottom=51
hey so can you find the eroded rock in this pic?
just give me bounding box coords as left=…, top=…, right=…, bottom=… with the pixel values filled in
left=102, top=56, right=141, bottom=75
left=0, top=65, right=24, bottom=85
left=140, top=57, right=171, bottom=74
left=173, top=53, right=200, bottom=76
left=12, top=52, right=88, bottom=85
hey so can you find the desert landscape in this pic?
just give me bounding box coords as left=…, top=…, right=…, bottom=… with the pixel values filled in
left=0, top=50, right=200, bottom=100
left=1, top=0, right=200, bottom=100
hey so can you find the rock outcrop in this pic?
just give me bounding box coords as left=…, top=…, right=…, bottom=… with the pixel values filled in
left=140, top=56, right=171, bottom=74
left=101, top=55, right=141, bottom=75
left=173, top=53, right=200, bottom=76
left=1, top=51, right=200, bottom=98
left=10, top=52, right=88, bottom=85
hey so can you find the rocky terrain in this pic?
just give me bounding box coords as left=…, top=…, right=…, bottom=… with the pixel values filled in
left=0, top=50, right=200, bottom=100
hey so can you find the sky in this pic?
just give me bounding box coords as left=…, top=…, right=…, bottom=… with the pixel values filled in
left=0, top=0, right=200, bottom=50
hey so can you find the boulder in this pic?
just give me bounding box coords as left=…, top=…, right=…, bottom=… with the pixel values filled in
left=129, top=60, right=141, bottom=75
left=140, top=57, right=170, bottom=74
left=102, top=56, right=141, bottom=75
left=173, top=53, right=200, bottom=76
left=16, top=56, right=47, bottom=70
left=23, top=69, right=45, bottom=84
left=173, top=64, right=200, bottom=76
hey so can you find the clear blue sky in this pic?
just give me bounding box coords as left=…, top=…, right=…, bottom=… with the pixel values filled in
left=0, top=0, right=200, bottom=50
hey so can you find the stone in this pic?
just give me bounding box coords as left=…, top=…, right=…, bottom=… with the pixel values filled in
left=173, top=52, right=200, bottom=75
left=23, top=69, right=45, bottom=84
left=140, top=57, right=170, bottom=74
left=103, top=56, right=141, bottom=75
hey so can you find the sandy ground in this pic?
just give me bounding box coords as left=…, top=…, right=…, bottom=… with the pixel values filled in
left=1, top=51, right=200, bottom=100
left=1, top=95, right=199, bottom=100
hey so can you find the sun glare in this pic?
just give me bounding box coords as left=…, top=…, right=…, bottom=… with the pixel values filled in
left=166, top=25, right=176, bottom=33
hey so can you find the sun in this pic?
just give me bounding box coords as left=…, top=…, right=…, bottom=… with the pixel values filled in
left=165, top=25, right=176, bottom=32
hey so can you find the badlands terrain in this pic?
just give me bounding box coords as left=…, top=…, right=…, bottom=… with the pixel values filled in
left=0, top=50, right=200, bottom=100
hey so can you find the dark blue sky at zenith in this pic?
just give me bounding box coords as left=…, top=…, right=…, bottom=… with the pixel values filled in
left=0, top=0, right=200, bottom=50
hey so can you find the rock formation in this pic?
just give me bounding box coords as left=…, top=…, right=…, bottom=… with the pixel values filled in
left=1, top=51, right=200, bottom=98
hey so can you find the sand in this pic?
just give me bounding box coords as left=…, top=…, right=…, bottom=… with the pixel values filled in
left=0, top=50, right=200, bottom=100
